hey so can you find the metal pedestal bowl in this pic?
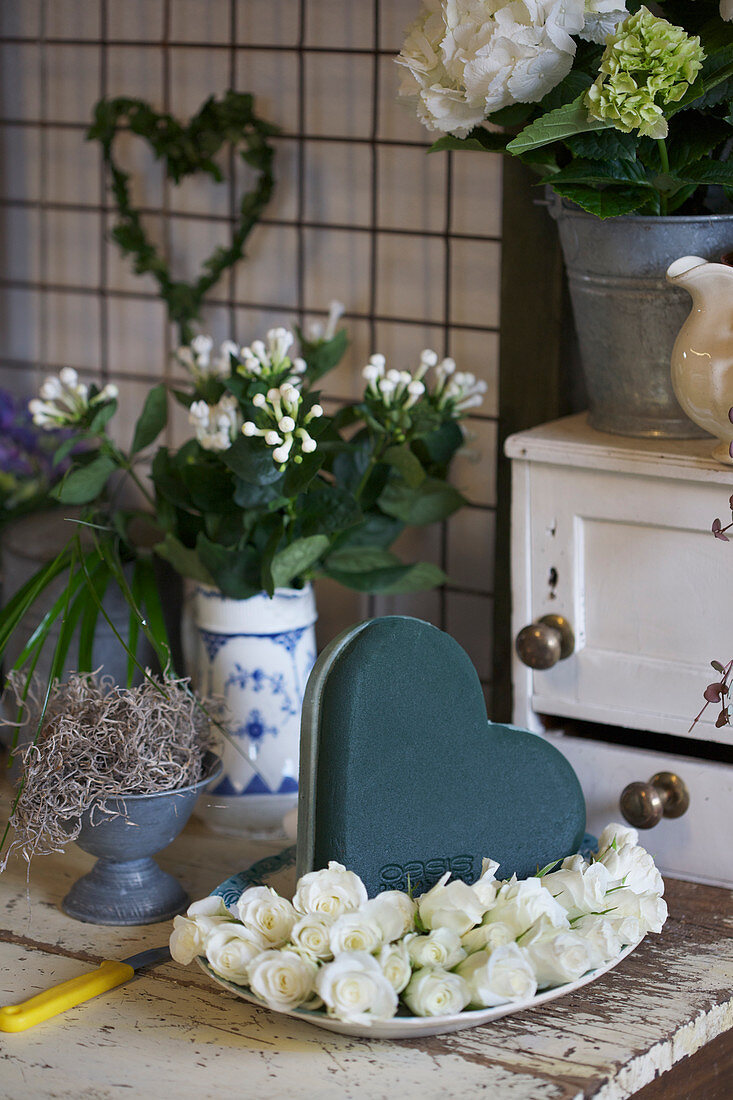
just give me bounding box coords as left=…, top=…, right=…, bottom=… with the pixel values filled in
left=62, top=754, right=221, bottom=926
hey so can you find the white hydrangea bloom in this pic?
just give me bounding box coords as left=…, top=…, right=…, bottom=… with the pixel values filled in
left=579, top=0, right=627, bottom=44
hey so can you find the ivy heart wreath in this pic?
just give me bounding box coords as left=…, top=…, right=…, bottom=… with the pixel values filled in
left=87, top=91, right=279, bottom=343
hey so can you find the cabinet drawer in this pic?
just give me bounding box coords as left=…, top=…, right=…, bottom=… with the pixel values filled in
left=547, top=732, right=733, bottom=888
left=511, top=459, right=733, bottom=744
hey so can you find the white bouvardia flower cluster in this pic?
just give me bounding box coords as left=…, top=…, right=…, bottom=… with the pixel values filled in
left=175, top=334, right=238, bottom=382
left=363, top=348, right=487, bottom=418
left=29, top=368, right=118, bottom=428
left=243, top=383, right=323, bottom=468
left=396, top=0, right=629, bottom=137
left=188, top=395, right=241, bottom=453
left=171, top=824, right=667, bottom=1025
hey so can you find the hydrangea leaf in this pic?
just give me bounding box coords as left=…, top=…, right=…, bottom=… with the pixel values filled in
left=507, top=98, right=611, bottom=156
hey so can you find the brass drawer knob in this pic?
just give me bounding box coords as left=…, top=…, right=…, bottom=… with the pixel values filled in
left=515, top=614, right=575, bottom=670
left=620, top=771, right=690, bottom=829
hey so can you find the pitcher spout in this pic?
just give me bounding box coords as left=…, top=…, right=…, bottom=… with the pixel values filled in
left=666, top=255, right=733, bottom=301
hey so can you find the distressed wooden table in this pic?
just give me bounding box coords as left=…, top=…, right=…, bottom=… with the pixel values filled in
left=1, top=790, right=732, bottom=1100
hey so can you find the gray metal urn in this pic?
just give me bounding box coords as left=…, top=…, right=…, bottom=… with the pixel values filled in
left=62, top=754, right=221, bottom=926
left=550, top=198, right=733, bottom=438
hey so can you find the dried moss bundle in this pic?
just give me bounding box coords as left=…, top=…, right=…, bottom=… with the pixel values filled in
left=2, top=671, right=217, bottom=867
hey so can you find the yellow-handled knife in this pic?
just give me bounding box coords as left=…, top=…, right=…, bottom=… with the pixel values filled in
left=0, top=945, right=171, bottom=1032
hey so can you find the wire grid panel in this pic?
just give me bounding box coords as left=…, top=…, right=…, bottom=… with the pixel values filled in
left=0, top=0, right=501, bottom=707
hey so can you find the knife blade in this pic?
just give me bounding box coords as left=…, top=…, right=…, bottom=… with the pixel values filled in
left=0, top=944, right=172, bottom=1033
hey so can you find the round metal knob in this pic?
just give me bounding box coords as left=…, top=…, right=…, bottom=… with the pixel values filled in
left=620, top=771, right=690, bottom=830
left=515, top=614, right=575, bottom=670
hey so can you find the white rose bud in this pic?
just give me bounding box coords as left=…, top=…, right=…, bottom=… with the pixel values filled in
left=329, top=909, right=384, bottom=955
left=604, top=888, right=668, bottom=935
left=456, top=943, right=538, bottom=1008
left=597, top=822, right=639, bottom=852
left=542, top=863, right=611, bottom=920
left=486, top=877, right=569, bottom=938
left=205, top=925, right=268, bottom=985
left=290, top=913, right=335, bottom=960
left=526, top=931, right=593, bottom=989
left=461, top=919, right=514, bottom=955
left=573, top=914, right=623, bottom=969
left=169, top=915, right=211, bottom=965
left=361, top=892, right=416, bottom=942
left=235, top=886, right=297, bottom=947
left=405, top=927, right=466, bottom=970
left=315, top=951, right=398, bottom=1024
left=187, top=895, right=232, bottom=919
left=292, top=861, right=368, bottom=918
left=403, top=967, right=471, bottom=1017
left=248, top=948, right=318, bottom=1011
left=597, top=842, right=664, bottom=896
left=418, top=872, right=487, bottom=935
left=377, top=941, right=412, bottom=994
left=471, top=857, right=500, bottom=908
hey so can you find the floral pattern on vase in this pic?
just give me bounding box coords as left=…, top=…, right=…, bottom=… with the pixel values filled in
left=190, top=584, right=317, bottom=837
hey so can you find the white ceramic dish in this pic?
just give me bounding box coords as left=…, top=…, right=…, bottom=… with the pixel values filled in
left=197, top=848, right=640, bottom=1040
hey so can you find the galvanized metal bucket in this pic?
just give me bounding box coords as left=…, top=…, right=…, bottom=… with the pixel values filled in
left=550, top=198, right=733, bottom=437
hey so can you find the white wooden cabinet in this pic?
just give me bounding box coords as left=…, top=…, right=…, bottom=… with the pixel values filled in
left=506, top=414, right=733, bottom=887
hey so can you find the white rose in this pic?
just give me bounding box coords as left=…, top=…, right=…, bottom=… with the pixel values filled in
left=456, top=943, right=538, bottom=1008
left=169, top=901, right=233, bottom=965
left=607, top=913, right=642, bottom=946
left=561, top=854, right=587, bottom=872
left=573, top=914, right=623, bottom=969
left=403, top=967, right=471, bottom=1017
left=204, top=925, right=268, bottom=985
left=418, top=872, right=487, bottom=935
left=362, top=892, right=416, bottom=942
left=461, top=919, right=515, bottom=955
left=329, top=910, right=384, bottom=955
left=604, top=888, right=668, bottom=935
left=597, top=843, right=664, bottom=896
left=247, top=948, right=318, bottom=1011
left=292, top=861, right=368, bottom=919
left=316, top=952, right=398, bottom=1024
left=526, top=931, right=593, bottom=989
left=406, top=927, right=467, bottom=969
left=378, top=941, right=413, bottom=994
left=542, top=863, right=611, bottom=919
left=486, top=877, right=569, bottom=938
left=235, top=886, right=297, bottom=947
left=187, top=895, right=232, bottom=919
left=471, top=857, right=500, bottom=908
left=597, top=822, right=639, bottom=852
left=289, top=914, right=335, bottom=960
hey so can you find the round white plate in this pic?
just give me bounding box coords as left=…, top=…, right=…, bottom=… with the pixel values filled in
left=198, top=848, right=641, bottom=1039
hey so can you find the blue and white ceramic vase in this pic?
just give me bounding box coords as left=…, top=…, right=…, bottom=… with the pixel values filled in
left=190, top=584, right=317, bottom=838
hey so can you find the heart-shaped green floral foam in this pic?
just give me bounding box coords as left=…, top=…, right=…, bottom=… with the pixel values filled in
left=88, top=91, right=278, bottom=342
left=299, top=616, right=586, bottom=896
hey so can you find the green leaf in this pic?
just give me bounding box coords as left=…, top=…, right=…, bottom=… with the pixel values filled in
left=325, top=547, right=400, bottom=573
left=89, top=398, right=118, bottom=434
left=507, top=97, right=610, bottom=156
left=77, top=561, right=111, bottom=672
left=131, top=383, right=167, bottom=454
left=222, top=434, right=283, bottom=485
left=378, top=477, right=466, bottom=525
left=324, top=560, right=446, bottom=594
left=485, top=103, right=534, bottom=127
left=297, top=485, right=361, bottom=535
left=563, top=128, right=638, bottom=163
left=676, top=160, right=733, bottom=186
left=181, top=461, right=237, bottom=512
left=330, top=513, right=403, bottom=552
left=412, top=421, right=464, bottom=470
left=270, top=534, right=330, bottom=589
left=154, top=533, right=215, bottom=584
left=430, top=128, right=510, bottom=154
left=52, top=454, right=116, bottom=504
left=0, top=548, right=72, bottom=661
left=548, top=157, right=651, bottom=187
left=233, top=476, right=285, bottom=509
left=548, top=182, right=651, bottom=218
left=538, top=72, right=593, bottom=113
left=300, top=328, right=349, bottom=383
left=382, top=444, right=425, bottom=489
left=195, top=534, right=261, bottom=599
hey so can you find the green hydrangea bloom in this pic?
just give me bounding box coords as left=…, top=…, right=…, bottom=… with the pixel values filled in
left=584, top=6, right=705, bottom=139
